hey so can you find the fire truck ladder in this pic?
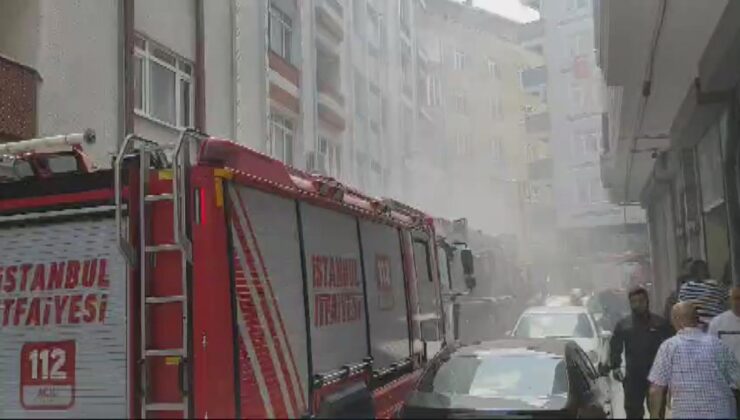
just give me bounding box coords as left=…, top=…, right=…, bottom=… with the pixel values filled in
left=114, top=130, right=204, bottom=418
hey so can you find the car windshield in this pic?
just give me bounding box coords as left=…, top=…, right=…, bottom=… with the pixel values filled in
left=513, top=313, right=594, bottom=338
left=419, top=353, right=569, bottom=399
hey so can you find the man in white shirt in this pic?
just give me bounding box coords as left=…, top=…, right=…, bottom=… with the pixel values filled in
left=709, top=286, right=740, bottom=361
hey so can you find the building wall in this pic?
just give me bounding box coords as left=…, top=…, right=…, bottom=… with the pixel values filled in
left=35, top=0, right=120, bottom=165
left=540, top=0, right=623, bottom=229
left=417, top=0, right=539, bottom=252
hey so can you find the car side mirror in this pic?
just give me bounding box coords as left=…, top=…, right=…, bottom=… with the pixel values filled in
left=461, top=249, right=475, bottom=276
left=599, top=330, right=612, bottom=340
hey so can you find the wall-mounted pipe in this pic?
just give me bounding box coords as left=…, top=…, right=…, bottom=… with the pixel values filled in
left=195, top=0, right=205, bottom=131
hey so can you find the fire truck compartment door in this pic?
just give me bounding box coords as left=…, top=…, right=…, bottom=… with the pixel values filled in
left=0, top=216, right=129, bottom=418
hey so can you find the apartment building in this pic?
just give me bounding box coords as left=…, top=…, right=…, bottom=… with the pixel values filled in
left=0, top=0, right=423, bottom=203
left=518, top=18, right=557, bottom=287
left=523, top=0, right=647, bottom=291
left=416, top=0, right=543, bottom=261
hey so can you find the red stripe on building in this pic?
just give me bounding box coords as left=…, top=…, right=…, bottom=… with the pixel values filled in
left=234, top=188, right=307, bottom=409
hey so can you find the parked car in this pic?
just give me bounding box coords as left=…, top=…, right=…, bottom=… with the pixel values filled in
left=509, top=306, right=610, bottom=365
left=400, top=339, right=612, bottom=418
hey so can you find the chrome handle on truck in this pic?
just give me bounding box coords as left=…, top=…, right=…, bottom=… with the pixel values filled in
left=114, top=133, right=147, bottom=266
left=312, top=357, right=374, bottom=389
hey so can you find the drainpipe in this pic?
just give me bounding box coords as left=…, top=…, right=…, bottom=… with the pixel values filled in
left=195, top=0, right=205, bottom=131
left=230, top=0, right=237, bottom=139
left=120, top=0, right=134, bottom=144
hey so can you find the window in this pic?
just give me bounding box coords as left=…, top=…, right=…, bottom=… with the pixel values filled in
left=573, top=131, right=600, bottom=157
left=570, top=82, right=587, bottom=113
left=569, top=32, right=590, bottom=58
left=454, top=93, right=468, bottom=115
left=268, top=114, right=294, bottom=164
left=526, top=143, right=537, bottom=162
left=318, top=136, right=342, bottom=178
left=491, top=137, right=503, bottom=161
left=134, top=35, right=194, bottom=128
left=490, top=97, right=503, bottom=120
left=368, top=10, right=383, bottom=51
left=399, top=0, right=411, bottom=34
left=456, top=133, right=470, bottom=156
left=269, top=4, right=293, bottom=62
left=453, top=49, right=466, bottom=71
left=528, top=184, right=541, bottom=202
left=487, top=59, right=500, bottom=79
left=426, top=76, right=442, bottom=107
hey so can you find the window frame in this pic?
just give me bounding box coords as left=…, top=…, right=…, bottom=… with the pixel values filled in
left=317, top=136, right=342, bottom=178
left=268, top=113, right=295, bottom=164
left=453, top=49, right=466, bottom=71
left=134, top=34, right=194, bottom=129
left=487, top=58, right=500, bottom=79
left=426, top=76, right=442, bottom=107
left=268, top=3, right=293, bottom=63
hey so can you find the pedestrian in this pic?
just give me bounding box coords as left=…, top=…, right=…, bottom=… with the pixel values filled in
left=606, top=286, right=674, bottom=419
left=709, top=286, right=740, bottom=361
left=648, top=302, right=740, bottom=419
left=664, top=273, right=691, bottom=320
left=678, top=259, right=727, bottom=330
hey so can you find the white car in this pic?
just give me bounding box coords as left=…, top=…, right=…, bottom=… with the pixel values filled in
left=510, top=305, right=610, bottom=365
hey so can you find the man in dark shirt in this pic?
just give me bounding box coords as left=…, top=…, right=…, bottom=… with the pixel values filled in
left=607, top=287, right=674, bottom=419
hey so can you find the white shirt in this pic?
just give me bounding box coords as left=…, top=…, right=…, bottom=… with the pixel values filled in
left=709, top=310, right=740, bottom=362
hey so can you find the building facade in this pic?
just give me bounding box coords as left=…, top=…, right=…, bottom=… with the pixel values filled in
left=596, top=0, right=740, bottom=309
left=524, top=0, right=648, bottom=292
left=0, top=0, right=426, bottom=203
left=415, top=0, right=543, bottom=263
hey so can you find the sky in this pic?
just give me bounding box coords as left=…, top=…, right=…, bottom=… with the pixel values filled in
left=457, top=0, right=540, bottom=23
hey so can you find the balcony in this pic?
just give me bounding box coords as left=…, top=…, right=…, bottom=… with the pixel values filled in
left=0, top=55, right=39, bottom=141
left=316, top=0, right=344, bottom=41
left=317, top=81, right=346, bottom=131
left=269, top=51, right=300, bottom=88
left=528, top=158, right=553, bottom=180
left=525, top=111, right=551, bottom=134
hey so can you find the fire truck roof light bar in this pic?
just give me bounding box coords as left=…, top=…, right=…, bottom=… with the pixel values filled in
left=0, top=129, right=96, bottom=155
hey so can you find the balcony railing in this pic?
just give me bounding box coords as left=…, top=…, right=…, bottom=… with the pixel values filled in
left=317, top=81, right=345, bottom=107
left=0, top=55, right=39, bottom=141
left=316, top=0, right=344, bottom=41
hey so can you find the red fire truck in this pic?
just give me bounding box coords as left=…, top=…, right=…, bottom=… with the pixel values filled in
left=0, top=130, right=448, bottom=419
